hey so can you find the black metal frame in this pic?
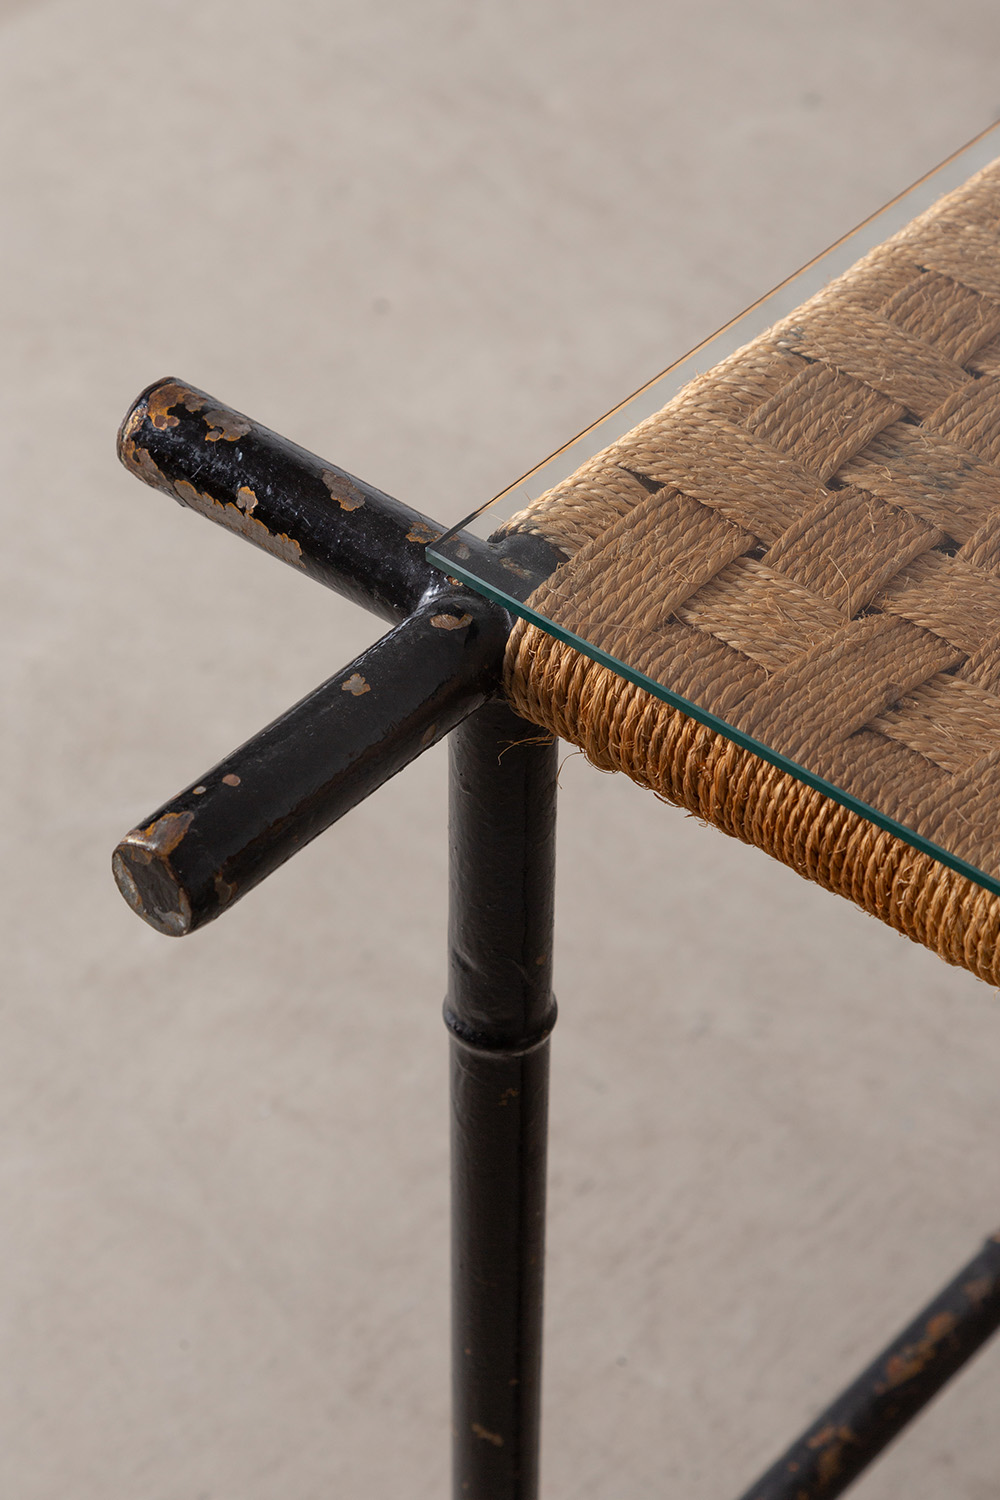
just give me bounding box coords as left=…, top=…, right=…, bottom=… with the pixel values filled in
left=114, top=378, right=1000, bottom=1500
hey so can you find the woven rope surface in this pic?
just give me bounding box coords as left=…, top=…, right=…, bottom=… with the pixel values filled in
left=502, top=159, right=1000, bottom=985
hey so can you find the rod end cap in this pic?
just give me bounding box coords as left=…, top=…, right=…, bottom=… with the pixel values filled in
left=112, top=814, right=195, bottom=936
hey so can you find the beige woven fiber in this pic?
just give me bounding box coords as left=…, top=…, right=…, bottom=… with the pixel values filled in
left=502, top=158, right=1000, bottom=985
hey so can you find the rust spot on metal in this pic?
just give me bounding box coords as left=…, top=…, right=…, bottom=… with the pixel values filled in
left=222, top=774, right=241, bottom=787
left=879, top=1311, right=958, bottom=1391
left=146, top=381, right=202, bottom=431
left=498, top=1087, right=519, bottom=1107
left=202, top=407, right=252, bottom=442
left=406, top=521, right=441, bottom=544
left=192, top=785, right=207, bottom=796
left=806, top=1425, right=837, bottom=1451
left=214, top=874, right=237, bottom=906
left=126, top=810, right=195, bottom=863
left=236, top=486, right=258, bottom=514
left=816, top=1438, right=852, bottom=1487
left=926, top=1311, right=958, bottom=1341
left=321, top=469, right=366, bottom=511
left=118, top=403, right=154, bottom=468
left=146, top=380, right=232, bottom=435
left=805, top=1425, right=857, bottom=1486
left=420, top=722, right=439, bottom=748
left=342, top=673, right=370, bottom=696
left=172, top=479, right=304, bottom=569
left=117, top=406, right=176, bottom=496
left=123, top=438, right=173, bottom=492
left=962, top=1275, right=994, bottom=1305
left=140, top=382, right=252, bottom=443
left=500, top=557, right=534, bottom=579
left=118, top=402, right=146, bottom=448
left=431, top=612, right=473, bottom=630
left=471, top=1423, right=503, bottom=1447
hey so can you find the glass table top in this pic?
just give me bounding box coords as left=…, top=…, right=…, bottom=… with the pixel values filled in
left=429, top=123, right=1000, bottom=897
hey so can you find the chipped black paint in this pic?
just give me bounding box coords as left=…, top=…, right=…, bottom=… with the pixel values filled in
left=736, top=1230, right=1000, bottom=1500
left=117, top=378, right=562, bottom=623
left=112, top=594, right=509, bottom=935
left=113, top=377, right=562, bottom=945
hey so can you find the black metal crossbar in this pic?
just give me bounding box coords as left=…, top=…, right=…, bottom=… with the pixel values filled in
left=113, top=592, right=508, bottom=935
left=117, top=377, right=557, bottom=620
left=739, top=1230, right=1000, bottom=1498
left=112, top=377, right=1000, bottom=1499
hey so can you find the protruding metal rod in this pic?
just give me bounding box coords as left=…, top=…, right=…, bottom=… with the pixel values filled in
left=113, top=593, right=509, bottom=936
left=447, top=701, right=558, bottom=1500
left=118, top=378, right=561, bottom=624
left=735, top=1229, right=1000, bottom=1500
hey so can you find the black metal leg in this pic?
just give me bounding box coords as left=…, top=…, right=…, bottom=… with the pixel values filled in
left=446, top=701, right=558, bottom=1500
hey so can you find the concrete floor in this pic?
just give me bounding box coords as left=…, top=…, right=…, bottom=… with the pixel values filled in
left=5, top=2, right=1000, bottom=1495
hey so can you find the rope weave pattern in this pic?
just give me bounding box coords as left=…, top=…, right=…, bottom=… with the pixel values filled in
left=503, top=159, right=1000, bottom=984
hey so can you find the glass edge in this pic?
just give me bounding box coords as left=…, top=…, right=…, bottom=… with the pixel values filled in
left=435, top=119, right=1000, bottom=550
left=428, top=546, right=1000, bottom=900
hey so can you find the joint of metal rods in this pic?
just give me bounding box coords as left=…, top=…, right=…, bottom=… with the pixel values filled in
left=112, top=377, right=562, bottom=934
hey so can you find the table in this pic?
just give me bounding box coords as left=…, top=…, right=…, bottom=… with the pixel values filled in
left=113, top=123, right=1000, bottom=1499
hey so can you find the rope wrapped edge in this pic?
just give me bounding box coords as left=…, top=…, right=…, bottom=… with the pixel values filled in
left=504, top=617, right=1000, bottom=986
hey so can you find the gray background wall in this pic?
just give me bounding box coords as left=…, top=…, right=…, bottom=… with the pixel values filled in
left=5, top=2, right=1000, bottom=1495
